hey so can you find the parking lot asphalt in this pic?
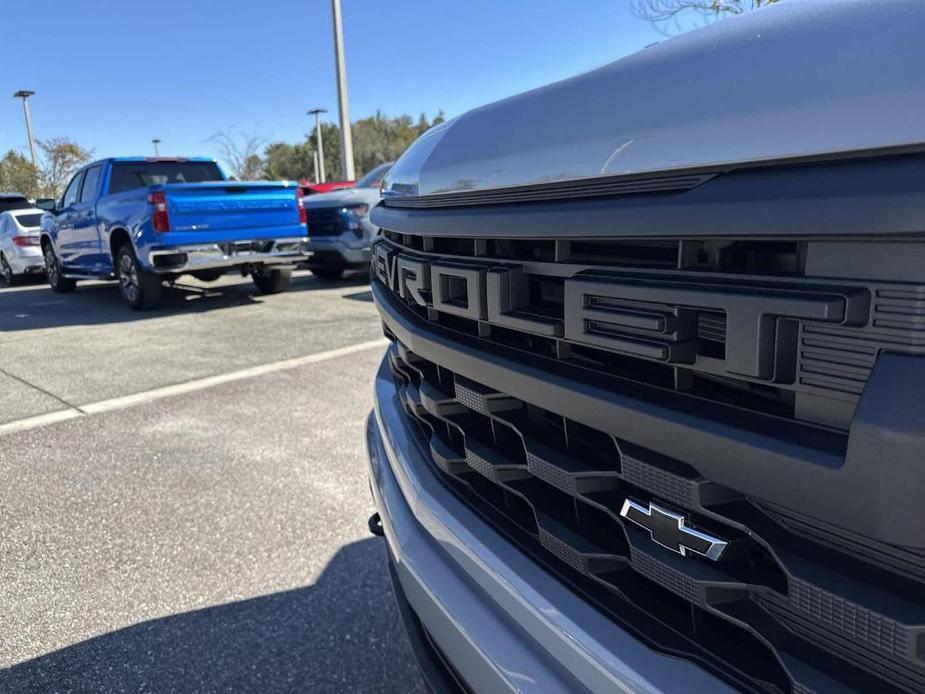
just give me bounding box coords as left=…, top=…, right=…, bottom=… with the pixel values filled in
left=0, top=273, right=425, bottom=692
left=0, top=271, right=382, bottom=425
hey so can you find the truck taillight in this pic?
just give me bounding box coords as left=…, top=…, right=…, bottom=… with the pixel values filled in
left=297, top=188, right=307, bottom=225
left=148, top=191, right=170, bottom=232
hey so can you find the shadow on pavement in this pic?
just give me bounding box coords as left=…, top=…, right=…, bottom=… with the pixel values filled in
left=1, top=274, right=46, bottom=288
left=0, top=539, right=423, bottom=694
left=0, top=273, right=371, bottom=332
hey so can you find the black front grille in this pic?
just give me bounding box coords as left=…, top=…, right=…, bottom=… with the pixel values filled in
left=384, top=340, right=925, bottom=693
left=370, top=225, right=925, bottom=692
left=372, top=154, right=925, bottom=693
left=306, top=207, right=347, bottom=237
left=376, top=231, right=925, bottom=431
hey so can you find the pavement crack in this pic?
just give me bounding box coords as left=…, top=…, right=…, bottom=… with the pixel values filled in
left=0, top=368, right=85, bottom=413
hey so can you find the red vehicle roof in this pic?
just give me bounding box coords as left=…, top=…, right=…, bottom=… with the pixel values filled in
left=299, top=180, right=355, bottom=194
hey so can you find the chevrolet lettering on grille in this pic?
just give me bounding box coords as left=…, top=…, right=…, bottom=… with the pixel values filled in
left=372, top=242, right=869, bottom=383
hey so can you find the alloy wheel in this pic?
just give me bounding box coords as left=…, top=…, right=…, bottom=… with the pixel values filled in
left=0, top=255, right=12, bottom=285
left=44, top=246, right=59, bottom=286
left=119, top=252, right=139, bottom=303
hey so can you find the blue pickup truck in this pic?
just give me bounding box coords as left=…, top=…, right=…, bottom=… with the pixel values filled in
left=40, top=157, right=308, bottom=309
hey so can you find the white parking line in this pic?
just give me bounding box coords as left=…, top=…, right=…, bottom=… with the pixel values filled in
left=0, top=409, right=84, bottom=436
left=0, top=338, right=388, bottom=437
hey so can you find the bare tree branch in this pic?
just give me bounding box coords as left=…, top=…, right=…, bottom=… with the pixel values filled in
left=209, top=130, right=266, bottom=180
left=631, top=0, right=779, bottom=35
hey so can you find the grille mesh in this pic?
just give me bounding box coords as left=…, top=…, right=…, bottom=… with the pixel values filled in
left=374, top=225, right=925, bottom=693
left=306, top=207, right=347, bottom=237
left=385, top=341, right=925, bottom=693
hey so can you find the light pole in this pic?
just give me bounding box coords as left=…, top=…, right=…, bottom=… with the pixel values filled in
left=307, top=108, right=327, bottom=183
left=152, top=138, right=161, bottom=157
left=330, top=0, right=355, bottom=180
left=13, top=90, right=38, bottom=172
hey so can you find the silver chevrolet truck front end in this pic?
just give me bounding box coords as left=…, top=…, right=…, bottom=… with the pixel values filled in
left=366, top=1, right=925, bottom=691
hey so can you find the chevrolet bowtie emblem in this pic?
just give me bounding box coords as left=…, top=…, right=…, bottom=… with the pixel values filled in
left=620, top=499, right=728, bottom=561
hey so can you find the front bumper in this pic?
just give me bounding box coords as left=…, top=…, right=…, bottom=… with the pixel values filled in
left=304, top=230, right=373, bottom=269
left=366, top=355, right=732, bottom=693
left=147, top=238, right=308, bottom=274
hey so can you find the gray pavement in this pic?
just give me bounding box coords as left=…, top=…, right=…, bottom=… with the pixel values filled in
left=0, top=274, right=424, bottom=692
left=0, top=271, right=380, bottom=423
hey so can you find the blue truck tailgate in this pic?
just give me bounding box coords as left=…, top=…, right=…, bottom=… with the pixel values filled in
left=161, top=181, right=304, bottom=242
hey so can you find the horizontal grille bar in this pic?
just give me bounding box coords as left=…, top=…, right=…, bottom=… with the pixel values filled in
left=383, top=172, right=716, bottom=208
left=375, top=233, right=925, bottom=432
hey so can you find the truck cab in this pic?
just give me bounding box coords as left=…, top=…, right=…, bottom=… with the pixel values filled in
left=41, top=157, right=308, bottom=309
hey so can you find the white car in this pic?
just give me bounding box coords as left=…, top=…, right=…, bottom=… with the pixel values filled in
left=0, top=208, right=46, bottom=284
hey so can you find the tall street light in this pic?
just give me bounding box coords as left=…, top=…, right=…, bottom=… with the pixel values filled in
left=152, top=138, right=161, bottom=157
left=331, top=0, right=355, bottom=180
left=307, top=108, right=327, bottom=183
left=13, top=90, right=38, bottom=172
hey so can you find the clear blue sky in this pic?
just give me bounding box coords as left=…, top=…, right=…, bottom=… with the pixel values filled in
left=0, top=0, right=663, bottom=162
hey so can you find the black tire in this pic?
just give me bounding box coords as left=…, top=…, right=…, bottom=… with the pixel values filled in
left=1, top=254, right=15, bottom=286
left=116, top=244, right=162, bottom=310
left=44, top=243, right=76, bottom=293
left=252, top=266, right=292, bottom=294
left=311, top=267, right=344, bottom=281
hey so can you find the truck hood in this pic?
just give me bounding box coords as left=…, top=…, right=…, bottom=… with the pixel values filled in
left=397, top=0, right=925, bottom=197
left=304, top=187, right=381, bottom=208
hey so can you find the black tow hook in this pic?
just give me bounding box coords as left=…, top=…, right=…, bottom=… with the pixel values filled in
left=368, top=512, right=385, bottom=537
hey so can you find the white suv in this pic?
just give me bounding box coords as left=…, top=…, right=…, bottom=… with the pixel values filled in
left=0, top=207, right=46, bottom=284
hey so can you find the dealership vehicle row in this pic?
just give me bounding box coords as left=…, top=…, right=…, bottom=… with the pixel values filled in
left=1, top=159, right=393, bottom=308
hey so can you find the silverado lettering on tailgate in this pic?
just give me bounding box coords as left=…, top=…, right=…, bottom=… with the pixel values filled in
left=173, top=199, right=293, bottom=213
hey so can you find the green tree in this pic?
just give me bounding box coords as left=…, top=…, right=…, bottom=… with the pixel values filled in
left=352, top=111, right=445, bottom=177
left=264, top=142, right=315, bottom=181
left=632, top=0, right=780, bottom=34
left=0, top=150, right=40, bottom=198
left=267, top=123, right=345, bottom=182
left=38, top=138, right=93, bottom=198
left=263, top=110, right=446, bottom=183
left=309, top=122, right=344, bottom=181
